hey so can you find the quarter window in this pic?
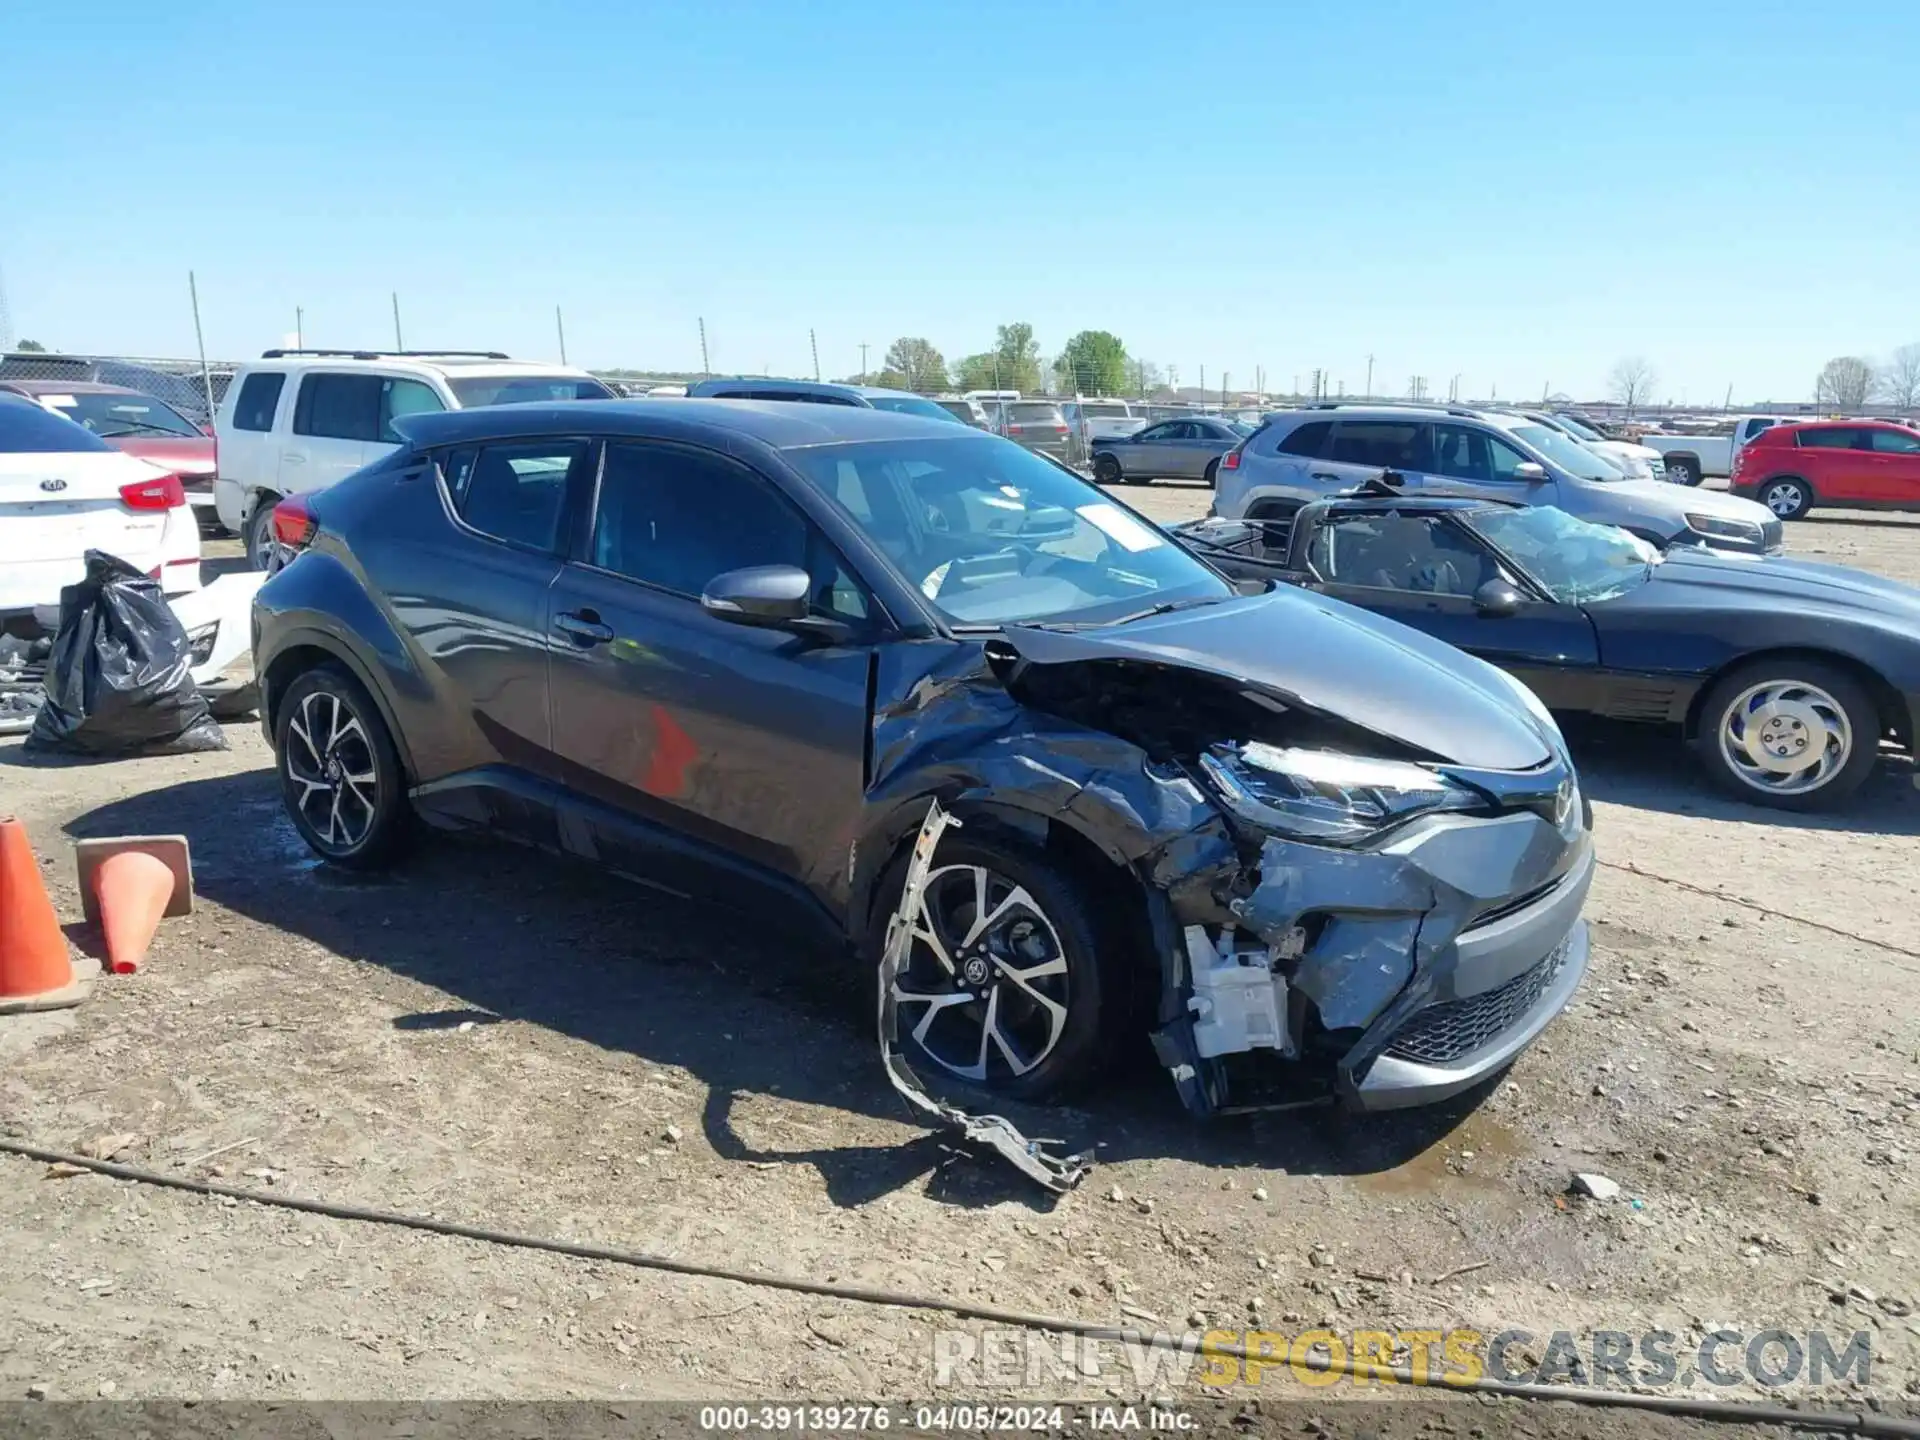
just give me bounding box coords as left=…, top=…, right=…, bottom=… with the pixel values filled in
left=231, top=372, right=286, bottom=432
left=292, top=373, right=383, bottom=441
left=451, top=440, right=584, bottom=552
left=591, top=442, right=871, bottom=621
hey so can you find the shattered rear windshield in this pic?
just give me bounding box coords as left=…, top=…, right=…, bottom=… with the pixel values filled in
left=785, top=436, right=1232, bottom=626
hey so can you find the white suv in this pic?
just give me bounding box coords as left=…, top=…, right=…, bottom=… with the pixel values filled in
left=214, top=350, right=615, bottom=566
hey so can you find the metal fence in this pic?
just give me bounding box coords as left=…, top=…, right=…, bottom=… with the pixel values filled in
left=0, top=351, right=237, bottom=424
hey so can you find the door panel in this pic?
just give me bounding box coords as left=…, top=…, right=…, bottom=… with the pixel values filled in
left=544, top=438, right=874, bottom=903
left=1862, top=427, right=1920, bottom=504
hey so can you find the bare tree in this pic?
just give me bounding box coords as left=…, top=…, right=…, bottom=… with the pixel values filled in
left=1879, top=344, right=1920, bottom=413
left=1608, top=356, right=1657, bottom=417
left=1815, top=355, right=1876, bottom=413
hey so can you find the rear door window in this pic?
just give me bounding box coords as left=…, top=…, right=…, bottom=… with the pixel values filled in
left=451, top=439, right=586, bottom=552
left=1327, top=421, right=1430, bottom=470
left=293, top=373, right=383, bottom=441
left=1796, top=428, right=1862, bottom=450
left=378, top=377, right=446, bottom=443
left=231, top=372, right=286, bottom=432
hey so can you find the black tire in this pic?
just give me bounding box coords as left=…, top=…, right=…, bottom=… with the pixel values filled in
left=1203, top=458, right=1220, bottom=488
left=865, top=834, right=1121, bottom=1103
left=1694, top=659, right=1879, bottom=811
left=1092, top=453, right=1125, bottom=485
left=1665, top=456, right=1702, bottom=487
left=244, top=497, right=281, bottom=572
left=274, top=664, right=412, bottom=868
left=1757, top=476, right=1813, bottom=521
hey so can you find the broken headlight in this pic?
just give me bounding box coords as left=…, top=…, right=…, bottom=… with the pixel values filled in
left=185, top=622, right=218, bottom=667
left=1199, top=742, right=1483, bottom=846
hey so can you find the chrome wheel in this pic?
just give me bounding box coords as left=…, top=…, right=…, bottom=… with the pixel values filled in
left=1717, top=679, right=1852, bottom=797
left=284, top=690, right=380, bottom=850
left=890, top=863, right=1071, bottom=1083
left=1762, top=481, right=1806, bottom=518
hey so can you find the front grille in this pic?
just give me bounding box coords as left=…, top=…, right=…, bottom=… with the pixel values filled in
left=1384, top=941, right=1569, bottom=1065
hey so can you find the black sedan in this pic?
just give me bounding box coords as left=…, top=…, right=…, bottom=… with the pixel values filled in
left=1177, top=494, right=1920, bottom=810
left=1091, top=415, right=1251, bottom=486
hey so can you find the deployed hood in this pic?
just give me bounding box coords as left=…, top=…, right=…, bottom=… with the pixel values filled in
left=1003, top=589, right=1554, bottom=771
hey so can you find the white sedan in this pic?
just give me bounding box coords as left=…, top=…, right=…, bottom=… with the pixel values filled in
left=0, top=392, right=201, bottom=623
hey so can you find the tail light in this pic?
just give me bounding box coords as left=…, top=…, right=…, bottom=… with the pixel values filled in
left=119, top=473, right=186, bottom=510
left=1008, top=423, right=1026, bottom=433
left=272, top=494, right=318, bottom=551
left=1221, top=446, right=1244, bottom=471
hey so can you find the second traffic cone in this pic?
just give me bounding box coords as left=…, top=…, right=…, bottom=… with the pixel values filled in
left=78, top=835, right=193, bottom=976
left=0, top=816, right=89, bottom=1015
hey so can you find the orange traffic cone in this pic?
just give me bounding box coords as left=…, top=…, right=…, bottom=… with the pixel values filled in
left=0, top=816, right=89, bottom=1014
left=77, top=835, right=193, bottom=976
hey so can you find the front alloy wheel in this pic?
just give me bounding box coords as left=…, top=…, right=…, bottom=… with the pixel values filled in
left=1700, top=663, right=1878, bottom=810
left=1761, top=478, right=1812, bottom=520
left=878, top=841, right=1113, bottom=1100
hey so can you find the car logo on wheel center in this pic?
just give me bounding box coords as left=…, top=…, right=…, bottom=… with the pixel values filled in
left=961, top=956, right=991, bottom=987
left=39, top=478, right=67, bottom=493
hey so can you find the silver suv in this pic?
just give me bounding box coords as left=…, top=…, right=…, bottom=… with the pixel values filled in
left=1213, top=404, right=1783, bottom=553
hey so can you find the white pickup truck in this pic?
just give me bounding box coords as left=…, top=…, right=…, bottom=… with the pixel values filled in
left=1636, top=415, right=1802, bottom=487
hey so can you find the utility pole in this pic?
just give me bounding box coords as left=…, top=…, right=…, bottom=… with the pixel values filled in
left=1221, top=372, right=1229, bottom=408
left=295, top=307, right=303, bottom=348
left=1365, top=353, right=1374, bottom=399
left=1449, top=373, right=1461, bottom=402
left=1542, top=381, right=1550, bottom=403
left=698, top=317, right=710, bottom=376
left=1723, top=383, right=1733, bottom=413
left=555, top=306, right=568, bottom=364
left=391, top=292, right=403, bottom=350
left=1200, top=364, right=1206, bottom=397
left=859, top=342, right=869, bottom=384
left=810, top=329, right=820, bottom=382
left=187, top=271, right=213, bottom=428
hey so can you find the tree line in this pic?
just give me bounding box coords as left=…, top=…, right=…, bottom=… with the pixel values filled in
left=1609, top=347, right=1920, bottom=415
left=851, top=323, right=1156, bottom=397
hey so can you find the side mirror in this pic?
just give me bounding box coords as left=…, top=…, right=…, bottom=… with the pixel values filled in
left=1511, top=461, right=1549, bottom=483
left=1474, top=578, right=1523, bottom=617
left=701, top=564, right=811, bottom=627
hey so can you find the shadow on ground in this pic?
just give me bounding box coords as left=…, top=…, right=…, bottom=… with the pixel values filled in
left=63, top=767, right=1505, bottom=1208
left=1564, top=716, right=1920, bottom=836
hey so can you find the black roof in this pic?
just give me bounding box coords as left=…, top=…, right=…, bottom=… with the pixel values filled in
left=391, top=397, right=968, bottom=452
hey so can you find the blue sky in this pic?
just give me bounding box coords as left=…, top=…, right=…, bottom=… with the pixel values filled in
left=4, top=0, right=1916, bottom=403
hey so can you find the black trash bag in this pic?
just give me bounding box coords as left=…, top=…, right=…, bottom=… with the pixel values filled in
left=25, top=550, right=228, bottom=756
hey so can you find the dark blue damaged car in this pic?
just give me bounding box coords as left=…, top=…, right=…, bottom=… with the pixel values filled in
left=252, top=400, right=1593, bottom=1116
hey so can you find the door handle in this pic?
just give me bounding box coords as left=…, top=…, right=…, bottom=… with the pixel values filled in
left=1310, top=471, right=1340, bottom=483
left=281, top=453, right=307, bottom=465
left=555, top=609, right=614, bottom=645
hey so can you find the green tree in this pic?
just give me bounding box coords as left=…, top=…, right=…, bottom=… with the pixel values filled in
left=879, top=337, right=948, bottom=392
left=953, top=352, right=1002, bottom=391
left=15, top=338, right=46, bottom=352
left=992, top=322, right=1043, bottom=392
left=1054, top=330, right=1130, bottom=396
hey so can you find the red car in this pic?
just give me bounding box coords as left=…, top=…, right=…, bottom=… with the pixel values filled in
left=0, top=379, right=219, bottom=520
left=1732, top=418, right=1920, bottom=520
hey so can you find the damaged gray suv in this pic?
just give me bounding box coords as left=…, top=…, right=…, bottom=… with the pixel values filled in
left=253, top=400, right=1593, bottom=1117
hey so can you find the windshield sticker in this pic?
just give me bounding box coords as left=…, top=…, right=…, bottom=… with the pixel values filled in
left=41, top=395, right=78, bottom=409
left=1077, top=502, right=1164, bottom=554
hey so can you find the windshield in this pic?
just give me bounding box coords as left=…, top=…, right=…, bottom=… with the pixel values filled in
left=40, top=391, right=200, bottom=438
left=862, top=391, right=957, bottom=421
left=784, top=435, right=1233, bottom=627
left=1553, top=414, right=1606, bottom=442
left=447, top=375, right=617, bottom=406
left=1509, top=422, right=1619, bottom=481
left=0, top=397, right=113, bottom=452
left=1469, top=505, right=1657, bottom=603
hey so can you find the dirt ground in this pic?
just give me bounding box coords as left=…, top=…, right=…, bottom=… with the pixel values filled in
left=2, top=494, right=1918, bottom=1424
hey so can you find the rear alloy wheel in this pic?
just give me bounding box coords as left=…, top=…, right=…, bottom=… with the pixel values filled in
left=872, top=839, right=1110, bottom=1102
left=1697, top=662, right=1878, bottom=810
left=1665, top=456, right=1702, bottom=486
left=1760, top=477, right=1813, bottom=520
left=245, top=497, right=283, bottom=571
left=275, top=666, right=410, bottom=867
left=1092, top=453, right=1125, bottom=485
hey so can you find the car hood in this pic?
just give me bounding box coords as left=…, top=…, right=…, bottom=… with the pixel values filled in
left=1603, top=478, right=1776, bottom=525
left=1595, top=440, right=1659, bottom=463
left=1643, top=547, right=1920, bottom=621
left=1003, top=589, right=1554, bottom=771
left=106, top=435, right=217, bottom=473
